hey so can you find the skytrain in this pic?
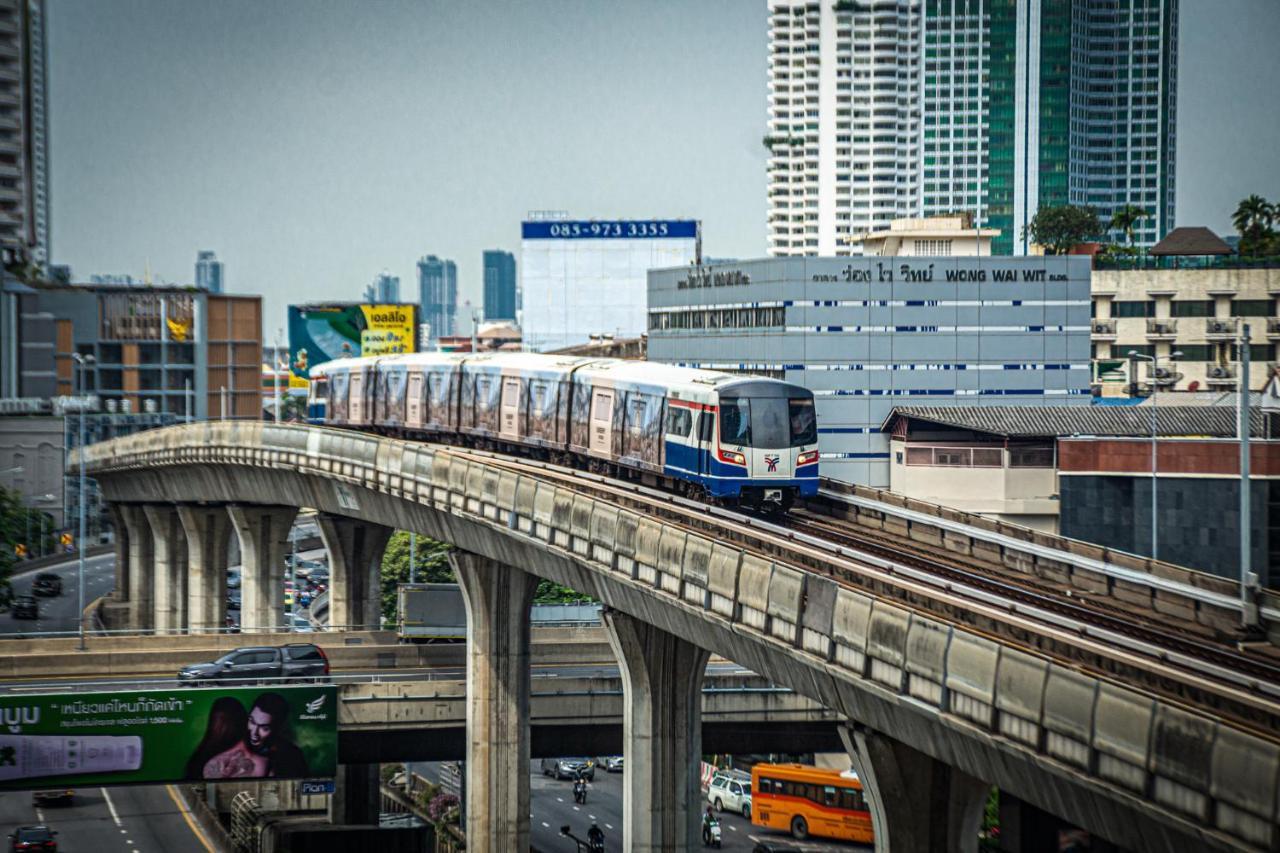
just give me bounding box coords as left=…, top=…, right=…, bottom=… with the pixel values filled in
left=306, top=352, right=819, bottom=510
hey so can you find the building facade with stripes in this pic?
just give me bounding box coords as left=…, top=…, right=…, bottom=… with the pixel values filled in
left=647, top=255, right=1091, bottom=487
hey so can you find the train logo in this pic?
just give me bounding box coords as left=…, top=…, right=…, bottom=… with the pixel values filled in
left=765, top=454, right=780, bottom=472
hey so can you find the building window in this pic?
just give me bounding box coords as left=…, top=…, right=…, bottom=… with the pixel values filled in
left=1170, top=300, right=1213, bottom=318
left=1111, top=300, right=1153, bottom=318
left=1008, top=446, right=1054, bottom=468
left=1232, top=299, right=1273, bottom=317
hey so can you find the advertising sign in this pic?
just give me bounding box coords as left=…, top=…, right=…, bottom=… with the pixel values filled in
left=0, top=685, right=337, bottom=789
left=288, top=303, right=418, bottom=379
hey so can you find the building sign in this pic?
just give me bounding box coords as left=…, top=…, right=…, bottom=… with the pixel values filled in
left=521, top=220, right=699, bottom=240
left=288, top=303, right=418, bottom=379
left=0, top=686, right=337, bottom=790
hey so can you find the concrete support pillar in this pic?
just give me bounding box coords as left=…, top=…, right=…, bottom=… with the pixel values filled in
left=115, top=504, right=154, bottom=630
left=228, top=504, right=297, bottom=633
left=839, top=723, right=990, bottom=853
left=451, top=551, right=538, bottom=853
left=328, top=763, right=381, bottom=826
left=603, top=610, right=711, bottom=853
left=316, top=514, right=392, bottom=631
left=105, top=503, right=129, bottom=602
left=177, top=505, right=231, bottom=634
left=143, top=505, right=188, bottom=633
left=997, top=794, right=1061, bottom=853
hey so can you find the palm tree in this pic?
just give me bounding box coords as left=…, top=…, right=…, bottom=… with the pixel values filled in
left=1232, top=195, right=1276, bottom=255
left=1108, top=205, right=1149, bottom=245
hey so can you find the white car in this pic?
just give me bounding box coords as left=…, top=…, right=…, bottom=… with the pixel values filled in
left=707, top=772, right=752, bottom=818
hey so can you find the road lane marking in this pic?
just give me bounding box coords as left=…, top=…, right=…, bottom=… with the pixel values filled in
left=167, top=784, right=216, bottom=853
left=573, top=805, right=579, bottom=811
left=556, top=796, right=563, bottom=802
left=541, top=821, right=550, bottom=828
left=34, top=807, right=44, bottom=823
left=606, top=823, right=613, bottom=830
left=589, top=814, right=596, bottom=820
left=102, top=787, right=123, bottom=826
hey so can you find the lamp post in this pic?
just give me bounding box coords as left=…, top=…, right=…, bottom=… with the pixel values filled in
left=273, top=329, right=283, bottom=423
left=72, top=353, right=95, bottom=651
left=1128, top=350, right=1181, bottom=561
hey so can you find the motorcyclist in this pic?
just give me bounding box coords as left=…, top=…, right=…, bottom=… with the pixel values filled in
left=702, top=805, right=715, bottom=843
left=573, top=772, right=587, bottom=803
left=587, top=821, right=605, bottom=851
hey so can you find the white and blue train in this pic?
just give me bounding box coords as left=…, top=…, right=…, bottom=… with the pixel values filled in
left=307, top=352, right=819, bottom=509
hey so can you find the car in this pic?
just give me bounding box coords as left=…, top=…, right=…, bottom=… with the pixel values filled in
left=226, top=570, right=241, bottom=589
left=8, top=825, right=56, bottom=851
left=540, top=757, right=594, bottom=781
left=226, top=590, right=241, bottom=611
left=11, top=596, right=37, bottom=620
left=177, top=643, right=330, bottom=686
left=289, top=614, right=314, bottom=633
left=600, top=756, right=623, bottom=773
left=708, top=771, right=752, bottom=819
left=31, top=574, right=61, bottom=597
left=30, top=791, right=72, bottom=807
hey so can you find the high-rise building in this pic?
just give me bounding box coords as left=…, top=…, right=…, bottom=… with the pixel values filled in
left=520, top=218, right=700, bottom=352
left=418, top=255, right=457, bottom=341
left=765, top=0, right=1177, bottom=257
left=365, top=271, right=400, bottom=303
left=482, top=250, right=517, bottom=322
left=195, top=250, right=224, bottom=293
left=0, top=0, right=48, bottom=266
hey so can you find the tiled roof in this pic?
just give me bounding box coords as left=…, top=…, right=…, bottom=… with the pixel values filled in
left=884, top=405, right=1275, bottom=439
left=1149, top=226, right=1233, bottom=256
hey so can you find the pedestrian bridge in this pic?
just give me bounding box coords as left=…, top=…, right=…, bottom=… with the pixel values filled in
left=74, top=421, right=1280, bottom=852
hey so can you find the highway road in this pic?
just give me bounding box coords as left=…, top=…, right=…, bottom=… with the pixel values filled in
left=2, top=552, right=116, bottom=636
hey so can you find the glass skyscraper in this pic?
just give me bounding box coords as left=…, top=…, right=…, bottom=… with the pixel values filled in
left=365, top=271, right=400, bottom=303
left=482, top=250, right=517, bottom=322
left=195, top=250, right=223, bottom=293
left=418, top=255, right=457, bottom=341
left=766, top=0, right=1177, bottom=256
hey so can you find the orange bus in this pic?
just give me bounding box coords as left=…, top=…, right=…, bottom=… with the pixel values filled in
left=750, top=763, right=874, bottom=843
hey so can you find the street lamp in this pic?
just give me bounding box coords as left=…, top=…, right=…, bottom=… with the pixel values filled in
left=1128, top=349, right=1182, bottom=561
left=71, top=353, right=95, bottom=651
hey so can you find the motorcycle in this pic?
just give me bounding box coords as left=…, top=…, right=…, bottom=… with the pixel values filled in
left=703, top=817, right=722, bottom=848
left=587, top=837, right=604, bottom=853
left=573, top=779, right=587, bottom=805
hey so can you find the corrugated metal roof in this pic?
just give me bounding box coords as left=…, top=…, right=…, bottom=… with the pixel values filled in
left=885, top=405, right=1276, bottom=438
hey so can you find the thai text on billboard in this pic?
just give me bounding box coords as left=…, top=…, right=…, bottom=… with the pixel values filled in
left=288, top=303, right=418, bottom=379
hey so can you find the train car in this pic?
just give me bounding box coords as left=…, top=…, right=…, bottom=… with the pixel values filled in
left=308, top=352, right=819, bottom=510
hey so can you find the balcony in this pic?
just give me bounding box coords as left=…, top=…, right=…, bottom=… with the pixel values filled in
left=1205, top=318, right=1240, bottom=339
left=1090, top=319, right=1117, bottom=339
left=1145, top=318, right=1178, bottom=339
left=1204, top=363, right=1238, bottom=386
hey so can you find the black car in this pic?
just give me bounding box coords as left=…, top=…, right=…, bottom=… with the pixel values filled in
left=31, top=574, right=61, bottom=597
left=11, top=596, right=37, bottom=620
left=31, top=790, right=72, bottom=807
left=9, top=824, right=56, bottom=851
left=177, top=643, right=330, bottom=686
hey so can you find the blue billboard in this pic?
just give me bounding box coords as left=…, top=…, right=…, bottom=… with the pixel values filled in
left=521, top=220, right=699, bottom=240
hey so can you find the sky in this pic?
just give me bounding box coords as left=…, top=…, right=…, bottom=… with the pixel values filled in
left=48, top=1, right=1280, bottom=335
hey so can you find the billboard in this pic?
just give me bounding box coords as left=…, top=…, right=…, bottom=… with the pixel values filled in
left=0, top=685, right=337, bottom=789
left=288, top=303, right=418, bottom=379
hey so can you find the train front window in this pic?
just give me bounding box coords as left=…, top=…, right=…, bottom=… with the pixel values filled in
left=789, top=398, right=817, bottom=446
left=751, top=398, right=789, bottom=448
left=720, top=398, right=751, bottom=446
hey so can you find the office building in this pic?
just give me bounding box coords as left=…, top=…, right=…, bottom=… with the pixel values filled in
left=0, top=0, right=48, bottom=266
left=854, top=215, right=1000, bottom=256
left=195, top=250, right=223, bottom=293
left=521, top=218, right=699, bottom=352
left=418, top=255, right=457, bottom=341
left=483, top=250, right=517, bottom=322
left=647, top=256, right=1091, bottom=488
left=766, top=0, right=1177, bottom=256
left=365, top=271, right=400, bottom=304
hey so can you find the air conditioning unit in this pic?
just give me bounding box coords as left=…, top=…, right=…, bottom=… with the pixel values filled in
left=1209, top=321, right=1230, bottom=333
left=1209, top=366, right=1228, bottom=379
left=1092, top=323, right=1110, bottom=333
left=1154, top=367, right=1172, bottom=379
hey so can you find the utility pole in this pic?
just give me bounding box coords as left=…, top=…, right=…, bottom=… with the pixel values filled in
left=1240, top=324, right=1259, bottom=628
left=274, top=329, right=283, bottom=423
left=410, top=532, right=417, bottom=584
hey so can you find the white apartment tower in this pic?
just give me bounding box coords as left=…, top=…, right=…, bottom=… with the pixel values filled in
left=767, top=0, right=1177, bottom=257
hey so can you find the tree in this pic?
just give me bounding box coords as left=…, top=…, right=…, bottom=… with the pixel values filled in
left=378, top=531, right=453, bottom=625
left=1232, top=194, right=1277, bottom=256
left=1023, top=205, right=1103, bottom=255
left=1108, top=204, right=1149, bottom=246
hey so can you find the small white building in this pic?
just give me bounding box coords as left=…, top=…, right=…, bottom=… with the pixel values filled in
left=852, top=216, right=1001, bottom=257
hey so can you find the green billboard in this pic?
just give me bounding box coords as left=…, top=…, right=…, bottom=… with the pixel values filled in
left=0, top=685, right=337, bottom=789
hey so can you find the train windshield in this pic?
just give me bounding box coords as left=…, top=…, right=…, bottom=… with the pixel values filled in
left=720, top=397, right=818, bottom=448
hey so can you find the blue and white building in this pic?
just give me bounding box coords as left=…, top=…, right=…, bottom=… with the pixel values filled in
left=195, top=250, right=223, bottom=293
left=647, top=256, right=1092, bottom=488
left=520, top=218, right=699, bottom=352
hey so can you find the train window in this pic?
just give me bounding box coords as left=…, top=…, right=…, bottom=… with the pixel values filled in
left=752, top=399, right=789, bottom=448
left=502, top=378, right=519, bottom=407
left=789, top=398, right=817, bottom=446
left=592, top=392, right=612, bottom=421
left=720, top=398, right=751, bottom=446
left=698, top=411, right=714, bottom=443
left=665, top=407, right=692, bottom=437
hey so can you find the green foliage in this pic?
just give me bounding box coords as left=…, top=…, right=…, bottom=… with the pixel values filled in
left=979, top=787, right=1001, bottom=850
left=0, top=484, right=56, bottom=598
left=1233, top=194, right=1279, bottom=257
left=1108, top=204, right=1149, bottom=246
left=534, top=578, right=594, bottom=604
left=1023, top=204, right=1103, bottom=255
left=379, top=531, right=453, bottom=625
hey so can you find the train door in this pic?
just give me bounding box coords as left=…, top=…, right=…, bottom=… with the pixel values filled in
left=589, top=388, right=613, bottom=456
left=500, top=376, right=521, bottom=439
left=407, top=372, right=424, bottom=428
left=349, top=371, right=366, bottom=423
left=697, top=408, right=715, bottom=476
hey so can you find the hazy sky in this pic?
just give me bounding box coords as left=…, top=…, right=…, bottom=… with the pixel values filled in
left=49, top=1, right=1280, bottom=334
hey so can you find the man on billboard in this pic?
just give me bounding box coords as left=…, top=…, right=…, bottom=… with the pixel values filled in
left=190, top=693, right=309, bottom=780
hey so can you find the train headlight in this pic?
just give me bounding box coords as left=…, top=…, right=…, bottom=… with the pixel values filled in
left=717, top=448, right=747, bottom=467
left=797, top=450, right=820, bottom=467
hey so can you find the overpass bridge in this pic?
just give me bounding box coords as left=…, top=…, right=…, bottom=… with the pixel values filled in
left=72, top=421, right=1280, bottom=852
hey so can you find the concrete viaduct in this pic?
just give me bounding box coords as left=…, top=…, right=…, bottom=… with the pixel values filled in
left=74, top=422, right=1280, bottom=853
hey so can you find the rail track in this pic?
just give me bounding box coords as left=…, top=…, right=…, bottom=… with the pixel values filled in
left=444, top=447, right=1280, bottom=735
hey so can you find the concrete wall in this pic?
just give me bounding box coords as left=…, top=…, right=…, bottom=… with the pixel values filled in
left=0, top=415, right=64, bottom=526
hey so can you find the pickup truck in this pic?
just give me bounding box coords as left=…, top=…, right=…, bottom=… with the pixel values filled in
left=177, top=644, right=329, bottom=686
